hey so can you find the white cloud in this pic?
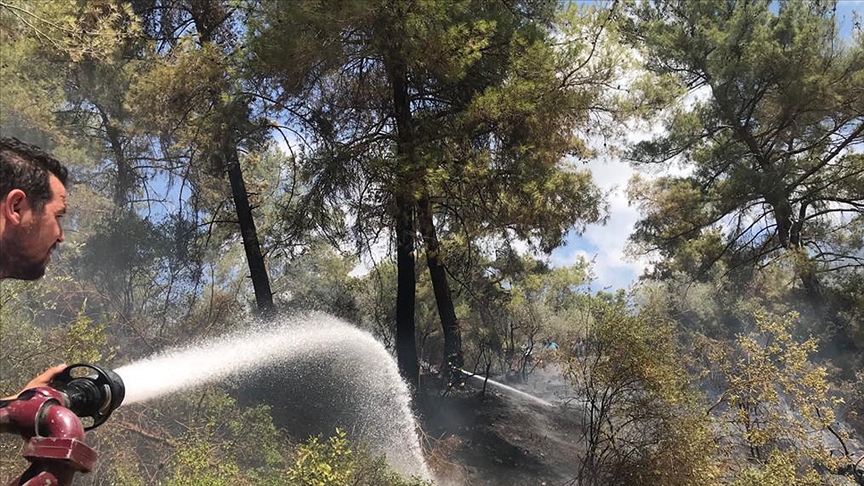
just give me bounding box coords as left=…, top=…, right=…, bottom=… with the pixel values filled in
left=552, top=154, right=649, bottom=291
left=547, top=79, right=710, bottom=291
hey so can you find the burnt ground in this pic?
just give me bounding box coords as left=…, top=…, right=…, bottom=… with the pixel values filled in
left=414, top=370, right=864, bottom=486
left=417, top=370, right=584, bottom=486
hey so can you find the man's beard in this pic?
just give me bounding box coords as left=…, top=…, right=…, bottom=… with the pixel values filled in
left=1, top=253, right=49, bottom=280
left=17, top=256, right=49, bottom=280
left=0, top=230, right=50, bottom=280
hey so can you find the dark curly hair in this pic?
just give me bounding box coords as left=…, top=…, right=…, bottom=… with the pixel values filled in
left=0, top=137, right=69, bottom=212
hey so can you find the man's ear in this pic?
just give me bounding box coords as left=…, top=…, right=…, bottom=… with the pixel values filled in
left=1, top=189, right=29, bottom=226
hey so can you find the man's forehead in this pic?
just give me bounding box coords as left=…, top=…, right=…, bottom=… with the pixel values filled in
left=49, top=174, right=68, bottom=204
left=49, top=173, right=65, bottom=187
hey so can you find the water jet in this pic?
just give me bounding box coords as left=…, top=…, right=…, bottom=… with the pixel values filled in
left=115, top=312, right=431, bottom=479
left=459, top=369, right=555, bottom=408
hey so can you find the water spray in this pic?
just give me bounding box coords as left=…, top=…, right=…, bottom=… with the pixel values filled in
left=0, top=363, right=125, bottom=486
left=115, top=314, right=432, bottom=479
left=459, top=368, right=555, bottom=408
left=0, top=315, right=433, bottom=483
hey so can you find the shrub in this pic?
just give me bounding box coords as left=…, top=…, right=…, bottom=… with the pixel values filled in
left=288, top=429, right=433, bottom=486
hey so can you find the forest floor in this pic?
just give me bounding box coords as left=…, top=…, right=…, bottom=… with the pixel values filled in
left=418, top=367, right=584, bottom=486
left=416, top=370, right=864, bottom=486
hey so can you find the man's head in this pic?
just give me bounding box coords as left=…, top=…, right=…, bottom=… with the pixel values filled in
left=0, top=137, right=69, bottom=280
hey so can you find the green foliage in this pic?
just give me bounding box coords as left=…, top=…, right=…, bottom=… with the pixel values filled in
left=154, top=388, right=288, bottom=486
left=126, top=39, right=235, bottom=170
left=167, top=436, right=245, bottom=486
left=634, top=275, right=863, bottom=483
left=707, top=311, right=842, bottom=475
left=731, top=450, right=823, bottom=486
left=2, top=2, right=861, bottom=486
left=288, top=429, right=432, bottom=486
left=52, top=305, right=111, bottom=364
left=566, top=299, right=720, bottom=486
left=622, top=0, right=864, bottom=321
left=0, top=0, right=141, bottom=137
left=106, top=463, right=146, bottom=486
left=0, top=282, right=110, bottom=394
left=849, top=371, right=864, bottom=433
left=250, top=0, right=612, bottom=256
left=272, top=242, right=362, bottom=322
left=288, top=429, right=355, bottom=486
left=498, top=256, right=592, bottom=374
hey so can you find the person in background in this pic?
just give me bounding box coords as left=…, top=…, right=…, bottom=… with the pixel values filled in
left=0, top=137, right=70, bottom=400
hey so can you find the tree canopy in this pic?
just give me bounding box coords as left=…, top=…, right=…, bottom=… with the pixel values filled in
left=1, top=1, right=862, bottom=485
left=623, top=0, right=864, bottom=351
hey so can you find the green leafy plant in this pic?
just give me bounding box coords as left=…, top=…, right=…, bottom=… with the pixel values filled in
left=288, top=429, right=433, bottom=486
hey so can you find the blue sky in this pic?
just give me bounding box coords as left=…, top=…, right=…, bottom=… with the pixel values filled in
left=836, top=1, right=863, bottom=38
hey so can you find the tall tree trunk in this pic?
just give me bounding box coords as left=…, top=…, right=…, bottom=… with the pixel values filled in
left=225, top=140, right=275, bottom=317
left=389, top=55, right=420, bottom=388
left=417, top=191, right=463, bottom=371
left=395, top=191, right=419, bottom=389
left=188, top=3, right=275, bottom=318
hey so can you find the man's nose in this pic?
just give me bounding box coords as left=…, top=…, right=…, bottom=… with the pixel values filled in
left=57, top=227, right=65, bottom=243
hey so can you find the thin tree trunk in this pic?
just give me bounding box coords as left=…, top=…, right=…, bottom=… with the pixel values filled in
left=225, top=141, right=274, bottom=317
left=188, top=0, right=274, bottom=318
left=417, top=191, right=463, bottom=371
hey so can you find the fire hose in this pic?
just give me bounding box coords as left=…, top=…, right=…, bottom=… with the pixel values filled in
left=0, top=364, right=124, bottom=486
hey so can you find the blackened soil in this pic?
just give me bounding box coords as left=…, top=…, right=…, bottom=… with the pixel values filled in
left=418, top=376, right=583, bottom=486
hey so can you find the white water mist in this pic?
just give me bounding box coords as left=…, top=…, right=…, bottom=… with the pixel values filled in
left=115, top=313, right=430, bottom=479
